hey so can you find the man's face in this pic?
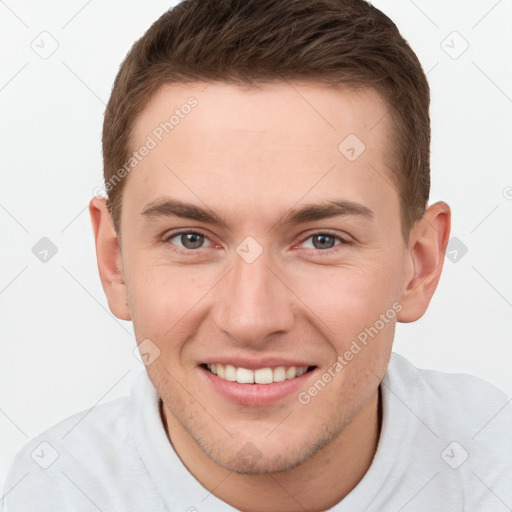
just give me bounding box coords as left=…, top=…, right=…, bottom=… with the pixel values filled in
left=119, top=82, right=410, bottom=473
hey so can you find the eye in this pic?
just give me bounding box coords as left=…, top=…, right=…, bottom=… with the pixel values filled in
left=164, top=231, right=214, bottom=251
left=299, top=233, right=345, bottom=250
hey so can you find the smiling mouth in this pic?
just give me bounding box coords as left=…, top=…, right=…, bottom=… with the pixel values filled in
left=202, top=363, right=316, bottom=384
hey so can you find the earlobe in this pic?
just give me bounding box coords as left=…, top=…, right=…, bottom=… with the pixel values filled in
left=89, top=197, right=131, bottom=321
left=397, top=201, right=451, bottom=323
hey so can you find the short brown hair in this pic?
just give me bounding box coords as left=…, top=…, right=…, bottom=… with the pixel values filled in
left=102, top=0, right=430, bottom=242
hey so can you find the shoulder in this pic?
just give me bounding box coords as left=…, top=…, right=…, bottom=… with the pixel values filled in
left=385, top=352, right=512, bottom=439
left=2, top=396, right=127, bottom=490
left=383, top=353, right=511, bottom=506
left=2, top=388, right=164, bottom=511
left=12, top=394, right=132, bottom=459
left=5, top=394, right=132, bottom=468
left=386, top=352, right=511, bottom=426
left=387, top=351, right=510, bottom=397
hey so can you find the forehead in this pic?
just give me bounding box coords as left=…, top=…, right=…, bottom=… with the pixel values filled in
left=125, top=81, right=399, bottom=229
left=132, top=80, right=393, bottom=154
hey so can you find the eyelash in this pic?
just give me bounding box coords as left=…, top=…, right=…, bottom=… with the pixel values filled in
left=162, top=229, right=350, bottom=255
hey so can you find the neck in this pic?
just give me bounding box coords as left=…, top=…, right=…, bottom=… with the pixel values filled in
left=162, top=387, right=381, bottom=512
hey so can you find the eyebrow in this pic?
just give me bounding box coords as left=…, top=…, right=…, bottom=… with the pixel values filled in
left=141, top=198, right=228, bottom=226
left=140, top=197, right=374, bottom=229
left=276, top=200, right=373, bottom=227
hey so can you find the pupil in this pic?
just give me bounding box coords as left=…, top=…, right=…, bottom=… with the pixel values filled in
left=182, top=233, right=203, bottom=249
left=313, top=234, right=335, bottom=249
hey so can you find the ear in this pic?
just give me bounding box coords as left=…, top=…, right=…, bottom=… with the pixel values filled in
left=397, top=201, right=451, bottom=323
left=89, top=197, right=131, bottom=321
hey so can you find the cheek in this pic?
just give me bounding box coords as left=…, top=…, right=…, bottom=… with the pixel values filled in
left=125, top=259, right=217, bottom=346
left=125, top=243, right=405, bottom=356
left=283, top=257, right=402, bottom=339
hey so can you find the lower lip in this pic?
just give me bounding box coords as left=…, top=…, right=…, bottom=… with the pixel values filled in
left=200, top=366, right=316, bottom=406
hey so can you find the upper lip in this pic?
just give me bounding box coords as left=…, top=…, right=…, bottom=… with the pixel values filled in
left=201, top=357, right=315, bottom=370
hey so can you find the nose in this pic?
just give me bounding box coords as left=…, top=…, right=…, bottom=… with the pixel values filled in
left=212, top=244, right=295, bottom=347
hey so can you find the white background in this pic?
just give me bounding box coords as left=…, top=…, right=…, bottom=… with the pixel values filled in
left=1, top=0, right=511, bottom=489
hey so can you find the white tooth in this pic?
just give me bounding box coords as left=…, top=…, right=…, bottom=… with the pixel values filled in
left=286, top=367, right=297, bottom=379
left=236, top=367, right=255, bottom=384
left=273, top=366, right=286, bottom=382
left=211, top=364, right=217, bottom=375
left=217, top=364, right=226, bottom=379
left=296, top=366, right=307, bottom=377
left=225, top=364, right=237, bottom=381
left=254, top=367, right=273, bottom=384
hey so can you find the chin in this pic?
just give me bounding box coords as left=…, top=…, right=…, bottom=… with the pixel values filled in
left=199, top=427, right=338, bottom=476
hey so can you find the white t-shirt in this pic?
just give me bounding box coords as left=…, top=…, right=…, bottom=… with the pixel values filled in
left=2, top=352, right=511, bottom=511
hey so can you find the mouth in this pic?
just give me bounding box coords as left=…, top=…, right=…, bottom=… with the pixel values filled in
left=203, top=363, right=315, bottom=384
left=199, top=361, right=317, bottom=406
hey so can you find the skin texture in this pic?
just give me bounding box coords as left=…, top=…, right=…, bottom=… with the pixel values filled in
left=90, top=82, right=450, bottom=512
